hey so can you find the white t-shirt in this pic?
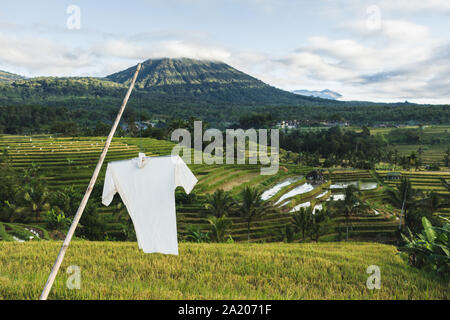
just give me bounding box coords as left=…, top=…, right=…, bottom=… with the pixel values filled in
left=102, top=155, right=197, bottom=255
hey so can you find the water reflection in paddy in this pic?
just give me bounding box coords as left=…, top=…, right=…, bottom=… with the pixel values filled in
left=315, top=190, right=328, bottom=199
left=261, top=176, right=304, bottom=201
left=290, top=202, right=323, bottom=214
left=329, top=181, right=358, bottom=189
left=329, top=181, right=377, bottom=190
left=360, top=182, right=378, bottom=190
left=275, top=183, right=314, bottom=204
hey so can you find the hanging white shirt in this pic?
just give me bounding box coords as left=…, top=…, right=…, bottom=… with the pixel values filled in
left=102, top=154, right=197, bottom=255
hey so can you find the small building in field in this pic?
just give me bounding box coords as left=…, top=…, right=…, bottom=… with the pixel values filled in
left=306, top=170, right=325, bottom=184
left=386, top=172, right=402, bottom=180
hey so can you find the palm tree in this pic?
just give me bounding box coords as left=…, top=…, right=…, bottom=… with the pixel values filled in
left=385, top=177, right=422, bottom=230
left=291, top=207, right=312, bottom=240
left=443, top=147, right=450, bottom=167
left=66, top=158, right=75, bottom=173
left=393, top=149, right=399, bottom=169
left=293, top=153, right=302, bottom=165
left=336, top=185, right=367, bottom=240
left=235, top=186, right=279, bottom=242
left=22, top=163, right=41, bottom=184
left=49, top=185, right=78, bottom=215
left=23, top=181, right=50, bottom=220
left=1, top=200, right=17, bottom=222
left=423, top=192, right=450, bottom=213
left=309, top=206, right=331, bottom=242
left=204, top=189, right=235, bottom=218
left=207, top=215, right=233, bottom=242
left=408, top=152, right=417, bottom=170
left=441, top=178, right=450, bottom=192
left=281, top=151, right=292, bottom=163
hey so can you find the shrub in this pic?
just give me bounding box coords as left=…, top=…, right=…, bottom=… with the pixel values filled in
left=207, top=216, right=232, bottom=243
left=45, top=209, right=71, bottom=231
left=185, top=225, right=210, bottom=243
left=176, top=190, right=198, bottom=205
left=399, top=217, right=449, bottom=277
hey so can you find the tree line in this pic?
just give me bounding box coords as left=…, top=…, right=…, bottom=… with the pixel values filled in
left=1, top=99, right=449, bottom=134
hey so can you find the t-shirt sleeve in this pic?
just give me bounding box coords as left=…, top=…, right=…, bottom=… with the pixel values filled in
left=102, top=164, right=117, bottom=206
left=175, top=156, right=198, bottom=194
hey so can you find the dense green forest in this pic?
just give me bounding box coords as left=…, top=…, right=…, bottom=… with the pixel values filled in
left=0, top=104, right=145, bottom=135
left=279, top=126, right=388, bottom=169
left=1, top=103, right=449, bottom=135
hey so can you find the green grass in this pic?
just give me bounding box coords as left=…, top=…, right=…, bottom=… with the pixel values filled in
left=0, top=241, right=448, bottom=300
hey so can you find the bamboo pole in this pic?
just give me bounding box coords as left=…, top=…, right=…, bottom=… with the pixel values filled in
left=39, top=63, right=142, bottom=300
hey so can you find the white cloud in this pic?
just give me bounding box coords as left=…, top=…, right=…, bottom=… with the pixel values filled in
left=0, top=33, right=94, bottom=76
left=0, top=3, right=448, bottom=104
left=238, top=17, right=448, bottom=104
left=150, top=40, right=231, bottom=61
left=0, top=30, right=232, bottom=77
left=379, top=0, right=450, bottom=13
left=380, top=20, right=429, bottom=41
left=94, top=37, right=231, bottom=62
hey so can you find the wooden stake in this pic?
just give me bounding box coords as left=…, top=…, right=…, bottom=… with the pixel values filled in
left=39, top=64, right=142, bottom=300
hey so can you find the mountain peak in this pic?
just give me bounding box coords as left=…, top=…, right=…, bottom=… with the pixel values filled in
left=103, top=57, right=333, bottom=107
left=107, top=57, right=259, bottom=89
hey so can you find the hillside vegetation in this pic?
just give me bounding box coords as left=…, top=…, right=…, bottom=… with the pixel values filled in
left=107, top=58, right=314, bottom=106
left=0, top=241, right=447, bottom=300
left=0, top=58, right=448, bottom=131
left=0, top=58, right=328, bottom=110
left=0, top=70, right=24, bottom=83
left=1, top=133, right=449, bottom=244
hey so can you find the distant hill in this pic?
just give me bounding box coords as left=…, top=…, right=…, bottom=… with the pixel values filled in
left=0, top=70, right=25, bottom=83
left=0, top=58, right=448, bottom=132
left=0, top=58, right=339, bottom=110
left=293, top=89, right=342, bottom=100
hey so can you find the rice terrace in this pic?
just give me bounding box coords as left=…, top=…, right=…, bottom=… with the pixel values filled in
left=0, top=126, right=449, bottom=300
left=1, top=1, right=450, bottom=305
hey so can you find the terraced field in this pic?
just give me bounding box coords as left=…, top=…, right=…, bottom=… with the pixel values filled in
left=0, top=135, right=306, bottom=242
left=0, top=135, right=173, bottom=188
left=177, top=166, right=311, bottom=242
left=367, top=125, right=450, bottom=166
left=394, top=144, right=449, bottom=166
left=2, top=134, right=446, bottom=244
left=323, top=170, right=400, bottom=243
left=176, top=168, right=404, bottom=243
left=377, top=170, right=450, bottom=219
left=380, top=171, right=450, bottom=192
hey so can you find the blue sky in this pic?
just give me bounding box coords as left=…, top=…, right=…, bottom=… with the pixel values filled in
left=0, top=0, right=449, bottom=103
